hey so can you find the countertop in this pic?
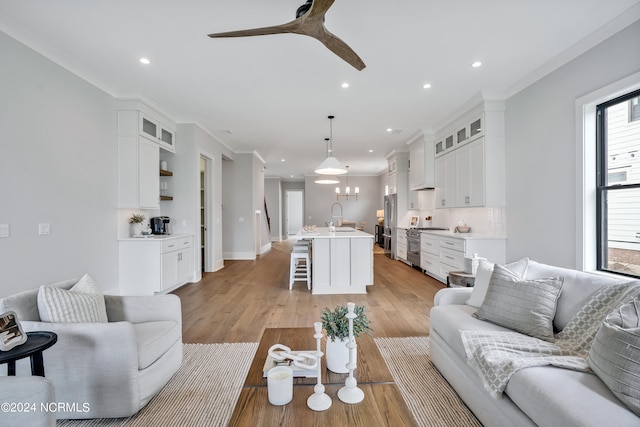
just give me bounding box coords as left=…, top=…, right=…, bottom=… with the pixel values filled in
left=118, top=233, right=193, bottom=242
left=296, top=227, right=373, bottom=239
left=418, top=229, right=506, bottom=240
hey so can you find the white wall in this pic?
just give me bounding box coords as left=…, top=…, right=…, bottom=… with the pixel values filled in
left=505, top=20, right=640, bottom=267
left=0, top=32, right=119, bottom=296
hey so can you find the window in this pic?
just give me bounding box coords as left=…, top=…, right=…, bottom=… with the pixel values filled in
left=596, top=89, right=640, bottom=278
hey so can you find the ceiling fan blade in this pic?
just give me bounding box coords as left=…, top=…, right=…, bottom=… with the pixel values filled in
left=317, top=30, right=366, bottom=71
left=208, top=21, right=300, bottom=38
left=306, top=0, right=335, bottom=19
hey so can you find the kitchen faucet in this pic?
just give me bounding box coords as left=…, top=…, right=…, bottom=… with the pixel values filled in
left=330, top=202, right=343, bottom=225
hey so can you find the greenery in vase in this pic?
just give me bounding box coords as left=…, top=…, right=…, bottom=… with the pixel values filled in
left=321, top=304, right=373, bottom=342
left=129, top=214, right=145, bottom=224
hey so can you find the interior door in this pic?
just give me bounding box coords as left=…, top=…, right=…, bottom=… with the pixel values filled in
left=286, top=190, right=304, bottom=235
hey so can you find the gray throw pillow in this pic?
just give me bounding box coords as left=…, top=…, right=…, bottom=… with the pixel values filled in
left=473, top=264, right=564, bottom=340
left=588, top=297, right=640, bottom=416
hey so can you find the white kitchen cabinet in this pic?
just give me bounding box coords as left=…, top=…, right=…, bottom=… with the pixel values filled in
left=419, top=231, right=506, bottom=284
left=396, top=228, right=408, bottom=262
left=435, top=152, right=456, bottom=208
left=119, top=235, right=194, bottom=295
left=139, top=114, right=176, bottom=153
left=118, top=128, right=160, bottom=209
left=434, top=100, right=504, bottom=208
left=420, top=233, right=440, bottom=276
left=410, top=139, right=435, bottom=191
left=456, top=138, right=485, bottom=207
left=117, top=100, right=177, bottom=209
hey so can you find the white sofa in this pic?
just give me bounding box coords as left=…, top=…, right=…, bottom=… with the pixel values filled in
left=0, top=279, right=182, bottom=419
left=430, top=260, right=640, bottom=427
left=0, top=376, right=56, bottom=427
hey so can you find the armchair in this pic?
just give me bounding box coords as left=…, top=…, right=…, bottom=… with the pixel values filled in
left=0, top=279, right=182, bottom=419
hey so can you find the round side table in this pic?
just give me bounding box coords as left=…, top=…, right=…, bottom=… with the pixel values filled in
left=0, top=331, right=57, bottom=377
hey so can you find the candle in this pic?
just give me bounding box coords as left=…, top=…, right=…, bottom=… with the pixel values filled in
left=267, top=366, right=293, bottom=405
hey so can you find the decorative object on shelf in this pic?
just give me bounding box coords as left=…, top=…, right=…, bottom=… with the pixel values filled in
left=424, top=216, right=433, bottom=227
left=335, top=166, right=359, bottom=201
left=338, top=302, right=365, bottom=404
left=129, top=213, right=145, bottom=237
left=315, top=116, right=347, bottom=175
left=377, top=209, right=384, bottom=225
left=321, top=303, right=372, bottom=373
left=0, top=311, right=27, bottom=351
left=160, top=160, right=167, bottom=170
left=307, top=321, right=332, bottom=411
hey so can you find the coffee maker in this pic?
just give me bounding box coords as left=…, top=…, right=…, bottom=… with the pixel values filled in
left=150, top=216, right=171, bottom=235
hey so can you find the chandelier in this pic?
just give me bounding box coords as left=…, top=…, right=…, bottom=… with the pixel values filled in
left=335, top=166, right=359, bottom=200
left=314, top=115, right=347, bottom=175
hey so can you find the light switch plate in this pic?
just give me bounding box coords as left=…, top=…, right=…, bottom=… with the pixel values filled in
left=0, top=224, right=9, bottom=238
left=39, top=223, right=51, bottom=235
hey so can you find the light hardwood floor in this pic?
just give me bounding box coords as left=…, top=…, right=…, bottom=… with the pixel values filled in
left=173, top=240, right=446, bottom=343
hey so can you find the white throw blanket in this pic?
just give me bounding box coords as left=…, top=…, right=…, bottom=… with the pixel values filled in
left=461, top=282, right=640, bottom=397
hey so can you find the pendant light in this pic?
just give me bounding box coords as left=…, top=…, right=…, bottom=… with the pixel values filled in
left=335, top=166, right=359, bottom=200
left=314, top=115, right=347, bottom=175
left=315, top=138, right=341, bottom=183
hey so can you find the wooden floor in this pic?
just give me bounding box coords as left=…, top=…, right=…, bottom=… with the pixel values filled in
left=173, top=240, right=446, bottom=343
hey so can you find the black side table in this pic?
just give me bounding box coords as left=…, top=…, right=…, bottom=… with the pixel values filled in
left=0, top=331, right=57, bottom=377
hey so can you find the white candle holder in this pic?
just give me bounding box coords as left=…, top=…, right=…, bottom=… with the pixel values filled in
left=307, top=322, right=332, bottom=411
left=338, top=302, right=364, bottom=404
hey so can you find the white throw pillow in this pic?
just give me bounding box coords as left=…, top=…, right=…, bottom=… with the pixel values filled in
left=38, top=274, right=108, bottom=323
left=466, top=257, right=529, bottom=308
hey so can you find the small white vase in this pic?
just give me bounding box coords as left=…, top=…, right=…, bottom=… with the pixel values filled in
left=130, top=222, right=142, bottom=237
left=326, top=337, right=356, bottom=373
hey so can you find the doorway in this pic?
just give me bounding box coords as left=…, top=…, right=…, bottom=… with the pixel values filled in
left=200, top=155, right=212, bottom=273
left=286, top=190, right=304, bottom=236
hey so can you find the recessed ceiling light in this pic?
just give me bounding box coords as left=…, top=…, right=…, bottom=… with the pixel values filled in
left=341, top=82, right=350, bottom=88
left=368, top=149, right=373, bottom=153
left=139, top=57, right=150, bottom=65
left=423, top=83, right=432, bottom=89
left=386, top=128, right=393, bottom=133
left=472, top=61, right=482, bottom=68
left=281, top=159, right=285, bottom=162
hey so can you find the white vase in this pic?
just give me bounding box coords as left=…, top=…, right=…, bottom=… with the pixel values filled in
left=326, top=337, right=356, bottom=373
left=130, top=222, right=142, bottom=237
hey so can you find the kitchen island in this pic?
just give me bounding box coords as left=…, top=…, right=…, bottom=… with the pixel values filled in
left=296, top=227, right=374, bottom=295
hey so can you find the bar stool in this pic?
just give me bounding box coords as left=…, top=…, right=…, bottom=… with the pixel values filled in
left=290, top=246, right=311, bottom=290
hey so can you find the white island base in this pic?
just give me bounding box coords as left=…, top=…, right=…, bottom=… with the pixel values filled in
left=298, top=228, right=374, bottom=295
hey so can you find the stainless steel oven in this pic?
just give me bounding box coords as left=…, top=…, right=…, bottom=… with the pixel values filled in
left=406, top=229, right=421, bottom=266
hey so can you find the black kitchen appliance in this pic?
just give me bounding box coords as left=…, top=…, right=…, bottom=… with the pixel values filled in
left=151, top=216, right=171, bottom=235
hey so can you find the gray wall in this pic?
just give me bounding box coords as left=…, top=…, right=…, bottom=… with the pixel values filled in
left=0, top=32, right=118, bottom=296
left=303, top=175, right=382, bottom=235
left=505, top=20, right=640, bottom=267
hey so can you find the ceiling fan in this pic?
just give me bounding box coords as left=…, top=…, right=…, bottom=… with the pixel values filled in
left=208, top=0, right=366, bottom=71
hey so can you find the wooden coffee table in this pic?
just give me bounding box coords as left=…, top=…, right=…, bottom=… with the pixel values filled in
left=228, top=327, right=417, bottom=426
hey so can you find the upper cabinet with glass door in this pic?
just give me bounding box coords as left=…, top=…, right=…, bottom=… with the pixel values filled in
left=436, top=113, right=483, bottom=157
left=139, top=113, right=176, bottom=153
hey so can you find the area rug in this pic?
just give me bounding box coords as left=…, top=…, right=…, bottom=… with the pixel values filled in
left=375, top=337, right=482, bottom=427
left=57, top=338, right=480, bottom=426
left=57, top=342, right=258, bottom=427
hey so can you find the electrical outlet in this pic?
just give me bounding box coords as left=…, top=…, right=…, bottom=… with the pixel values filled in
left=0, top=224, right=9, bottom=238
left=38, top=223, right=51, bottom=235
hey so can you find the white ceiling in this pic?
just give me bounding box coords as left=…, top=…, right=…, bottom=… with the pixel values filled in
left=1, top=0, right=639, bottom=179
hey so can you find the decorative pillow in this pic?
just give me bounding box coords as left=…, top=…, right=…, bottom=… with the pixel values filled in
left=588, top=297, right=640, bottom=416
left=38, top=274, right=108, bottom=323
left=473, top=264, right=564, bottom=340
left=466, top=257, right=529, bottom=308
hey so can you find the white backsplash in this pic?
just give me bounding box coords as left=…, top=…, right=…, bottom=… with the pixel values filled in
left=405, top=190, right=506, bottom=236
